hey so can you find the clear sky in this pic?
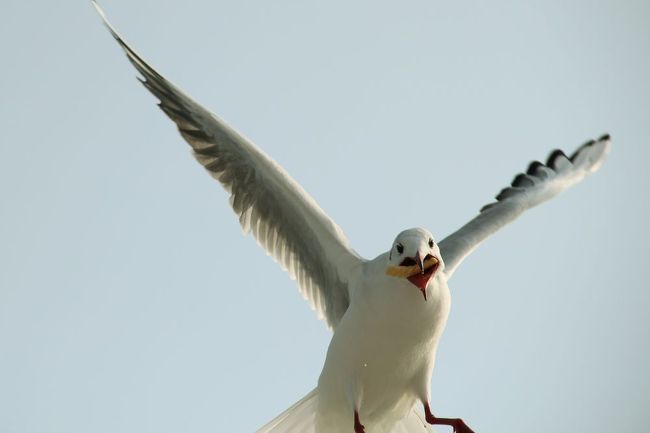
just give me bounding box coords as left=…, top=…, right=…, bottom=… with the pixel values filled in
left=1, top=0, right=648, bottom=432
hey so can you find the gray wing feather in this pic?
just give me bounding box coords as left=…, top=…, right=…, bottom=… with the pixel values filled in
left=439, top=135, right=611, bottom=279
left=93, top=1, right=362, bottom=328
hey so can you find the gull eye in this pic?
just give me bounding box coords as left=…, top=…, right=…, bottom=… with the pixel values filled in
left=428, top=239, right=434, bottom=248
left=396, top=243, right=404, bottom=254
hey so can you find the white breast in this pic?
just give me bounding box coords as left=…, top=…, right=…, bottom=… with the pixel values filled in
left=316, top=257, right=451, bottom=432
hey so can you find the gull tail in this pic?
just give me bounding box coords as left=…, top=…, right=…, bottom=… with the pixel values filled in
left=256, top=389, right=318, bottom=433
left=257, top=389, right=435, bottom=433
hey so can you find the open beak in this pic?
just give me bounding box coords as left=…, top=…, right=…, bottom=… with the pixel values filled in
left=385, top=252, right=440, bottom=301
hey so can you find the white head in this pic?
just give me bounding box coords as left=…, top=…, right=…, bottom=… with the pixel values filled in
left=385, top=227, right=443, bottom=300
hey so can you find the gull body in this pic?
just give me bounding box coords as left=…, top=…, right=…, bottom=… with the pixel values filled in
left=318, top=248, right=450, bottom=433
left=93, top=2, right=611, bottom=432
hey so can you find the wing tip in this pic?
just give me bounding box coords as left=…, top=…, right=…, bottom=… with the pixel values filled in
left=569, top=133, right=612, bottom=171
left=91, top=0, right=102, bottom=15
left=479, top=133, right=611, bottom=214
left=91, top=0, right=152, bottom=80
left=91, top=0, right=120, bottom=42
left=591, top=132, right=612, bottom=170
left=571, top=132, right=611, bottom=153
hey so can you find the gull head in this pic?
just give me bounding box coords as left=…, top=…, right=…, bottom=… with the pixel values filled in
left=385, top=227, right=443, bottom=300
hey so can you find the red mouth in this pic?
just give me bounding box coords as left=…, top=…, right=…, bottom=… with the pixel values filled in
left=406, top=258, right=439, bottom=300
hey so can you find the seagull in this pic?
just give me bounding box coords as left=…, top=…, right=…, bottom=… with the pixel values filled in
left=92, top=2, right=611, bottom=432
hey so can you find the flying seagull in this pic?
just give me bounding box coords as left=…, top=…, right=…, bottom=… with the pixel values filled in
left=93, top=2, right=610, bottom=432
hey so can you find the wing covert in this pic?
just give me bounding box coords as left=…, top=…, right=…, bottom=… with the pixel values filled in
left=439, top=135, right=611, bottom=279
left=94, top=1, right=363, bottom=328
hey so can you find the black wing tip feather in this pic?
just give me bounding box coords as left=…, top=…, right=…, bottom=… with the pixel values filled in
left=481, top=134, right=611, bottom=214
left=570, top=140, right=595, bottom=161
left=526, top=160, right=543, bottom=175
left=511, top=173, right=535, bottom=188
left=546, top=149, right=568, bottom=169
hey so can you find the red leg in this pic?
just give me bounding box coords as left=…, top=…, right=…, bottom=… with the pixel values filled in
left=423, top=402, right=474, bottom=433
left=354, top=410, right=366, bottom=433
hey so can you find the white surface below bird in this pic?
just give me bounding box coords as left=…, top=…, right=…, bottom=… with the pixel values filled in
left=93, top=2, right=611, bottom=432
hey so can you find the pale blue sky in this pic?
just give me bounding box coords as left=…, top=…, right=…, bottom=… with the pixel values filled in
left=1, top=0, right=648, bottom=432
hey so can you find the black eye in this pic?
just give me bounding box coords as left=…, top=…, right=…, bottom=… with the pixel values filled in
left=396, top=243, right=404, bottom=254
left=428, top=239, right=434, bottom=248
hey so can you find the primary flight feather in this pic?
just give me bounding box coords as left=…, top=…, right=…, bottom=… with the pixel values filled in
left=93, top=2, right=610, bottom=432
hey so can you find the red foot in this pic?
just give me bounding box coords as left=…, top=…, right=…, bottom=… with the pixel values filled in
left=354, top=410, right=366, bottom=433
left=424, top=402, right=475, bottom=433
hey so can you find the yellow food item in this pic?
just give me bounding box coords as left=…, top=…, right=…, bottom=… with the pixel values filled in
left=385, top=257, right=439, bottom=278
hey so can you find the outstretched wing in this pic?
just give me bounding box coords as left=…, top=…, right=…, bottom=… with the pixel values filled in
left=93, top=1, right=363, bottom=328
left=439, top=135, right=611, bottom=279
